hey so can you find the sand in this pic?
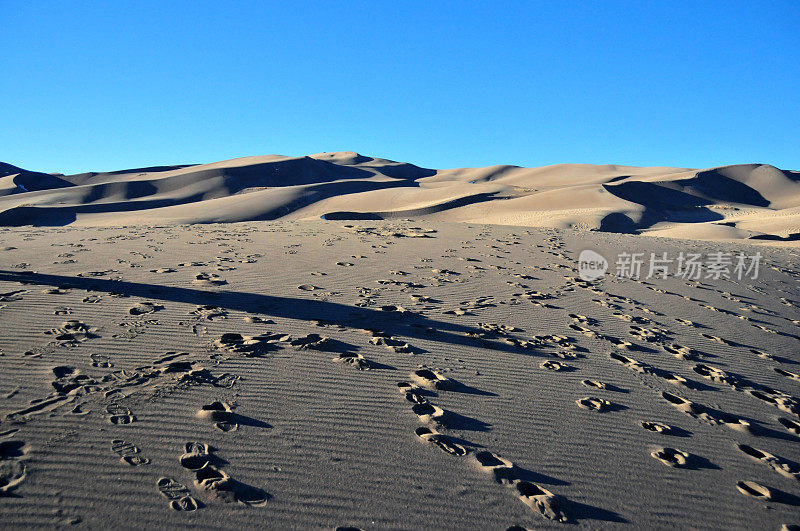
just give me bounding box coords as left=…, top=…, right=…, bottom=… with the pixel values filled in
left=0, top=219, right=798, bottom=529
left=1, top=153, right=799, bottom=242
left=1, top=154, right=799, bottom=529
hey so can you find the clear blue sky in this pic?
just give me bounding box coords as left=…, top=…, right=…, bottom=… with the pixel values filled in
left=2, top=1, right=798, bottom=174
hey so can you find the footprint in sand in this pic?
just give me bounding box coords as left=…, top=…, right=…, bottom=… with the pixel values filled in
left=539, top=360, right=571, bottom=371
left=469, top=450, right=516, bottom=484
left=778, top=417, right=800, bottom=436
left=50, top=366, right=97, bottom=394
left=568, top=324, right=598, bottom=338
left=692, top=364, right=738, bottom=386
left=629, top=325, right=669, bottom=343
left=444, top=308, right=474, bottom=316
left=609, top=352, right=647, bottom=373
left=77, top=269, right=118, bottom=278
left=737, top=444, right=800, bottom=480
left=157, top=477, right=200, bottom=511
left=68, top=402, right=91, bottom=416
left=129, top=302, right=163, bottom=315
left=193, top=273, right=227, bottom=286
left=111, top=439, right=149, bottom=466
left=214, top=333, right=283, bottom=357
left=580, top=379, right=606, bottom=390
left=610, top=353, right=689, bottom=387
left=651, top=447, right=689, bottom=467
left=369, top=335, right=417, bottom=354
left=42, top=286, right=68, bottom=294
left=411, top=294, right=442, bottom=305
left=641, top=421, right=673, bottom=434
left=661, top=391, right=751, bottom=433
left=661, top=343, right=697, bottom=361
left=736, top=480, right=773, bottom=500
left=179, top=442, right=213, bottom=471
left=412, top=402, right=447, bottom=425
left=45, top=320, right=99, bottom=343
left=576, top=397, right=613, bottom=412
left=193, top=463, right=232, bottom=493
left=333, top=352, right=370, bottom=370
left=568, top=313, right=598, bottom=326
left=243, top=315, right=274, bottom=324
left=410, top=369, right=454, bottom=390
left=514, top=482, right=569, bottom=523
left=0, top=440, right=28, bottom=460
left=0, top=290, right=26, bottom=302
left=380, top=305, right=409, bottom=314
left=297, top=284, right=319, bottom=291
left=751, top=349, right=775, bottom=361
left=150, top=268, right=177, bottom=274
left=197, top=402, right=238, bottom=432
left=414, top=427, right=467, bottom=456
left=191, top=460, right=270, bottom=506
left=548, top=349, right=582, bottom=360
left=746, top=389, right=800, bottom=417
left=107, top=403, right=136, bottom=424
left=605, top=336, right=633, bottom=350
left=90, top=353, right=113, bottom=368
left=290, top=333, right=334, bottom=350
left=190, top=305, right=228, bottom=320
left=479, top=322, right=518, bottom=336
left=0, top=459, right=26, bottom=495
left=397, top=382, right=429, bottom=405
left=0, top=429, right=20, bottom=439
left=700, top=333, right=731, bottom=345
left=774, top=367, right=800, bottom=382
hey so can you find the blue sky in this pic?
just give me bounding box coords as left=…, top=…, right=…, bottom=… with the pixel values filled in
left=1, top=1, right=798, bottom=174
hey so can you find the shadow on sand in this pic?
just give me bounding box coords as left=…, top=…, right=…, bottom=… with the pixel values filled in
left=0, top=270, right=541, bottom=358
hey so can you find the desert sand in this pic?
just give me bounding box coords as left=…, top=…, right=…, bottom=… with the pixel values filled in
left=1, top=154, right=799, bottom=529
left=1, top=152, right=800, bottom=242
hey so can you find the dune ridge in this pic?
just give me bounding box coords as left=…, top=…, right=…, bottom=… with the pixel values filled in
left=2, top=153, right=799, bottom=241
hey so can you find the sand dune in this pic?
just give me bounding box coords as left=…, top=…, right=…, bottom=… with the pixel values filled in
left=1, top=220, right=799, bottom=528
left=2, top=154, right=800, bottom=528
left=2, top=153, right=799, bottom=241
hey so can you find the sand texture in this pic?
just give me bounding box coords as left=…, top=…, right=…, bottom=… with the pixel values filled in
left=0, top=219, right=799, bottom=529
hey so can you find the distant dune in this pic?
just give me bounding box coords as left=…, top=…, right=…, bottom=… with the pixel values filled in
left=2, top=153, right=798, bottom=241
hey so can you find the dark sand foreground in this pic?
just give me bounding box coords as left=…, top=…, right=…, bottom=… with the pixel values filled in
left=1, top=220, right=799, bottom=529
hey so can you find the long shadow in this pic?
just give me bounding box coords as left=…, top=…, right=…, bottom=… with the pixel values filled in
left=0, top=270, right=538, bottom=358
left=568, top=500, right=629, bottom=524
left=230, top=413, right=272, bottom=429
left=684, top=453, right=720, bottom=471
left=440, top=410, right=492, bottom=432
left=445, top=379, right=498, bottom=397
left=750, top=232, right=800, bottom=242
left=770, top=486, right=800, bottom=506
left=511, top=465, right=570, bottom=487
left=362, top=359, right=396, bottom=371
